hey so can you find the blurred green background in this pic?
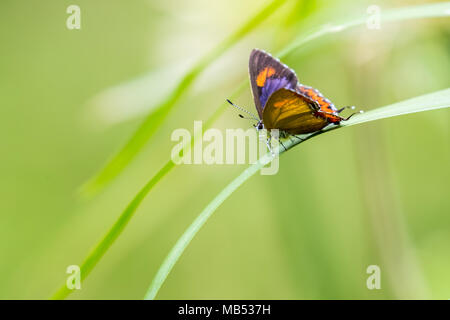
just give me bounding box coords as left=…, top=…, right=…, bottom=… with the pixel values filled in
left=0, top=0, right=449, bottom=299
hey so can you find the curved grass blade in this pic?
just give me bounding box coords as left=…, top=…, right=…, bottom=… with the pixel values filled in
left=51, top=160, right=175, bottom=300
left=144, top=88, right=450, bottom=300
left=277, top=2, right=450, bottom=58
left=50, top=86, right=246, bottom=300
left=51, top=4, right=449, bottom=299
left=81, top=0, right=289, bottom=197
left=342, top=89, right=450, bottom=127
left=82, top=2, right=450, bottom=196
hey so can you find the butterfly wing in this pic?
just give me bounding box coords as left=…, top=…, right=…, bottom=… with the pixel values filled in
left=263, top=88, right=328, bottom=134
left=249, top=49, right=298, bottom=119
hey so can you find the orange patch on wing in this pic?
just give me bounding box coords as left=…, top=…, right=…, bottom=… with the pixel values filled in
left=273, top=99, right=292, bottom=107
left=256, top=67, right=276, bottom=87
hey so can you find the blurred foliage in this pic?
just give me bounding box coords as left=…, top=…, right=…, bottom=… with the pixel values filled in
left=0, top=0, right=449, bottom=299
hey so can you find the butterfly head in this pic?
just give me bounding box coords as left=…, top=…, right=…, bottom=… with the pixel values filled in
left=255, top=120, right=264, bottom=130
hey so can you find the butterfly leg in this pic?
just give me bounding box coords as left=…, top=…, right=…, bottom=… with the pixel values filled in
left=334, top=107, right=363, bottom=121
left=291, top=134, right=304, bottom=142
left=278, top=138, right=287, bottom=152
left=341, top=110, right=364, bottom=121
left=266, top=137, right=275, bottom=156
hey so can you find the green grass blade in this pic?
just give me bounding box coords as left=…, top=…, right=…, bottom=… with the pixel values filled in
left=49, top=86, right=246, bottom=300
left=277, top=2, right=450, bottom=58
left=81, top=0, right=289, bottom=196
left=51, top=3, right=449, bottom=299
left=144, top=88, right=450, bottom=300
left=50, top=160, right=175, bottom=300
left=342, top=89, right=450, bottom=127
left=83, top=1, right=450, bottom=196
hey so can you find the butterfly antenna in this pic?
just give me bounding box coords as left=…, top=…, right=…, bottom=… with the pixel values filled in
left=238, top=114, right=257, bottom=121
left=226, top=99, right=259, bottom=121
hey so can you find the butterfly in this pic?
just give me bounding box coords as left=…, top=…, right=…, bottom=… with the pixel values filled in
left=228, top=49, right=359, bottom=145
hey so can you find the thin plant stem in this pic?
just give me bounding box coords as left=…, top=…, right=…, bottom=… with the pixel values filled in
left=144, top=89, right=450, bottom=299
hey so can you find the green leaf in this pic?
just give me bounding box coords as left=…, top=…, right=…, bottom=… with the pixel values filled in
left=143, top=89, right=450, bottom=300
